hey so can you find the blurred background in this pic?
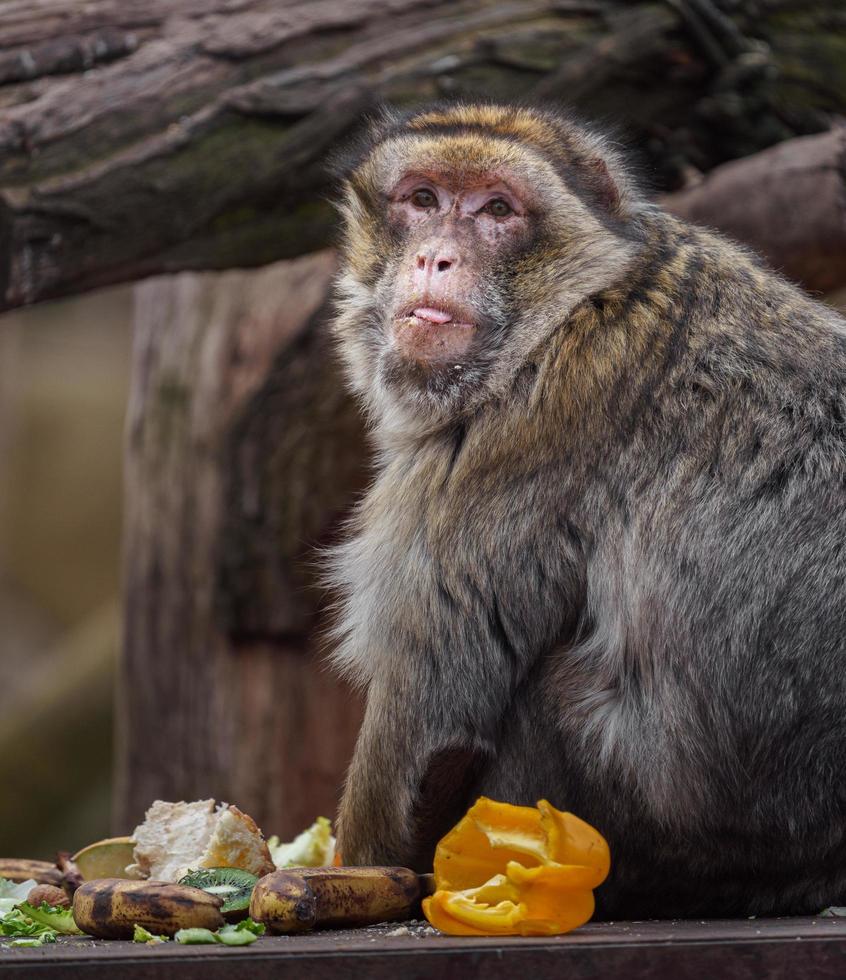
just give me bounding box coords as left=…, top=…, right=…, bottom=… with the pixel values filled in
left=0, top=0, right=844, bottom=860
left=0, top=288, right=129, bottom=854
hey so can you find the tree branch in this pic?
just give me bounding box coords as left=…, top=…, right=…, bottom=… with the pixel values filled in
left=0, top=0, right=840, bottom=310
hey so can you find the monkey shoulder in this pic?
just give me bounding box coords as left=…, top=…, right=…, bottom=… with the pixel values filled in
left=618, top=219, right=846, bottom=490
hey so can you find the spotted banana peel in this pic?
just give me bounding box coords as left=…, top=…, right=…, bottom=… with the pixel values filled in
left=249, top=867, right=425, bottom=934
left=72, top=878, right=224, bottom=938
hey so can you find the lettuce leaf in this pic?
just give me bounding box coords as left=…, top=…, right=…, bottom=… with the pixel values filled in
left=0, top=884, right=80, bottom=944
left=175, top=918, right=265, bottom=946
left=15, top=902, right=82, bottom=936
left=11, top=935, right=56, bottom=948
left=0, top=907, right=57, bottom=940
left=0, top=878, right=37, bottom=920
left=174, top=927, right=218, bottom=944
left=215, top=919, right=265, bottom=946
left=268, top=816, right=336, bottom=868
left=133, top=924, right=169, bottom=943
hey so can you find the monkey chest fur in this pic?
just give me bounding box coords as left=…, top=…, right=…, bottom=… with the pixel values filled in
left=338, top=446, right=704, bottom=818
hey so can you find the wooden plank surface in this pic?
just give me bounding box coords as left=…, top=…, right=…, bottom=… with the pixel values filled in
left=2, top=917, right=846, bottom=979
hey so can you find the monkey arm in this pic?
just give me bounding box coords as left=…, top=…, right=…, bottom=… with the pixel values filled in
left=338, top=684, right=487, bottom=869
left=336, top=522, right=586, bottom=870
left=338, top=663, right=496, bottom=870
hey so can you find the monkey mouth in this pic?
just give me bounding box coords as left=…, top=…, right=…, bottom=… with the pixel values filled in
left=391, top=303, right=477, bottom=365
left=395, top=302, right=477, bottom=331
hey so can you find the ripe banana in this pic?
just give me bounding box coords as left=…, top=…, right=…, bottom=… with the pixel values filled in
left=72, top=878, right=224, bottom=939
left=250, top=867, right=421, bottom=934
left=249, top=871, right=316, bottom=934
left=0, top=859, right=63, bottom=887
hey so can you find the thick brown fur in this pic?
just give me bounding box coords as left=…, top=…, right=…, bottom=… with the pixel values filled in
left=328, top=103, right=846, bottom=918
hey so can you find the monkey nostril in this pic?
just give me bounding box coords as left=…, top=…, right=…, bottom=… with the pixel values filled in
left=436, top=259, right=452, bottom=273
left=416, top=256, right=426, bottom=270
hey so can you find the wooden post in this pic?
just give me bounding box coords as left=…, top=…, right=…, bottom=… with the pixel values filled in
left=116, top=251, right=367, bottom=836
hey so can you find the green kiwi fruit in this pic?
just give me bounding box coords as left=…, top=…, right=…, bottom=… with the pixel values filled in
left=178, top=868, right=259, bottom=920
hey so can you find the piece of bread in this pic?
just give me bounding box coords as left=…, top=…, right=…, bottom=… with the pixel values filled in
left=126, top=799, right=275, bottom=881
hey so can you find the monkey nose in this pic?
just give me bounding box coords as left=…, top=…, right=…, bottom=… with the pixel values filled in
left=415, top=251, right=457, bottom=276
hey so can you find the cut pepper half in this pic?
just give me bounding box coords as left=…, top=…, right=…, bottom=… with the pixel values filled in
left=422, top=797, right=609, bottom=937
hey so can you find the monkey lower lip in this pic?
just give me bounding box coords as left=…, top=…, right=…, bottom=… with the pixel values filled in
left=407, top=310, right=474, bottom=330
left=414, top=307, right=453, bottom=325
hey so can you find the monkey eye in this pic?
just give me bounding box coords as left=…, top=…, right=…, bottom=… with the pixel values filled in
left=481, top=198, right=513, bottom=218
left=410, top=188, right=438, bottom=209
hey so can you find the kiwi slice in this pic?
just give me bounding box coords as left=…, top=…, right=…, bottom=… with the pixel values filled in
left=178, top=868, right=259, bottom=920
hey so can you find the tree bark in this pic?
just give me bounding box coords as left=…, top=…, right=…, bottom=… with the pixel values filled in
left=663, top=126, right=846, bottom=294
left=662, top=125, right=846, bottom=292
left=116, top=251, right=366, bottom=835
left=0, top=0, right=842, bottom=309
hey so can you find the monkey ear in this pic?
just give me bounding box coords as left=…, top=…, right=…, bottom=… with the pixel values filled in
left=325, top=104, right=389, bottom=183
left=584, top=157, right=621, bottom=214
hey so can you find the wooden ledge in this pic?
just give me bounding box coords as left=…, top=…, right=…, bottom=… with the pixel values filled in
left=2, top=917, right=845, bottom=979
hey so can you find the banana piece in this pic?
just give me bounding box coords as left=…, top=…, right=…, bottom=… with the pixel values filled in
left=73, top=878, right=224, bottom=939
left=250, top=867, right=421, bottom=934
left=249, top=872, right=316, bottom=934
left=0, top=859, right=63, bottom=887
left=304, top=867, right=421, bottom=928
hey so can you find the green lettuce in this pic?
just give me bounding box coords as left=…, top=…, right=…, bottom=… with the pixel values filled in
left=268, top=816, right=336, bottom=868
left=133, top=924, right=169, bottom=943
left=0, top=878, right=36, bottom=920
left=11, top=936, right=57, bottom=948
left=15, top=902, right=81, bottom=936
left=0, top=906, right=57, bottom=940
left=215, top=920, right=265, bottom=946
left=175, top=918, right=265, bottom=946
left=174, top=927, right=217, bottom=945
left=0, top=880, right=80, bottom=945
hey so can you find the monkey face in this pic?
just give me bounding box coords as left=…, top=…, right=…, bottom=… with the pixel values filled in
left=334, top=161, right=531, bottom=419
left=379, top=171, right=533, bottom=392
left=333, top=104, right=642, bottom=431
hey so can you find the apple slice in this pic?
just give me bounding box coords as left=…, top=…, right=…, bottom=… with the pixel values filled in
left=72, top=836, right=136, bottom=880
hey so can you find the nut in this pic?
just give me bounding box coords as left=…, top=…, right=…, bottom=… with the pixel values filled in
left=27, top=884, right=70, bottom=908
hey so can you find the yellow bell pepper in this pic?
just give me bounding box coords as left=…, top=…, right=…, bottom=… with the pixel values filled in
left=422, top=797, right=610, bottom=936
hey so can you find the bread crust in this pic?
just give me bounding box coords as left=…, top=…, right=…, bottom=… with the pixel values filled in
left=127, top=799, right=274, bottom=881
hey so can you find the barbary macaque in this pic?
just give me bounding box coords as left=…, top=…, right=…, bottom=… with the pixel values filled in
left=328, top=103, right=846, bottom=918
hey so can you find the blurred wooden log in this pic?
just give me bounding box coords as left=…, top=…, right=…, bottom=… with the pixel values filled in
left=116, top=250, right=367, bottom=835
left=663, top=126, right=846, bottom=294
left=0, top=0, right=842, bottom=310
